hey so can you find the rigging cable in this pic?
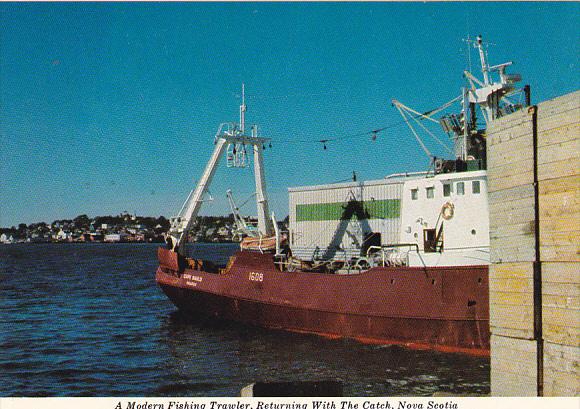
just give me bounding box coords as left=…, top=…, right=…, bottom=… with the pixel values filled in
left=272, top=95, right=462, bottom=153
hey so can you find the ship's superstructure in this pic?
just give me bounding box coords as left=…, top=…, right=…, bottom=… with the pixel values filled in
left=155, top=37, right=529, bottom=355
left=287, top=35, right=525, bottom=271
left=289, top=169, right=489, bottom=268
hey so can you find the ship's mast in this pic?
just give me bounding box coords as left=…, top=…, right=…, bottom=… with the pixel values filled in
left=464, top=35, right=522, bottom=126
left=394, top=36, right=527, bottom=167
left=168, top=85, right=274, bottom=255
left=240, top=83, right=246, bottom=134
left=477, top=35, right=491, bottom=87
left=252, top=124, right=272, bottom=236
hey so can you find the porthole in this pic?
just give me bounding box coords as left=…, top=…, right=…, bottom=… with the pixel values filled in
left=471, top=229, right=476, bottom=235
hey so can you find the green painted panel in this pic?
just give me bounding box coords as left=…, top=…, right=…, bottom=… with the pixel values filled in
left=365, top=198, right=401, bottom=219
left=296, top=199, right=400, bottom=222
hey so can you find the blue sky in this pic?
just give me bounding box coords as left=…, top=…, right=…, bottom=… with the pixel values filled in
left=1, top=2, right=578, bottom=227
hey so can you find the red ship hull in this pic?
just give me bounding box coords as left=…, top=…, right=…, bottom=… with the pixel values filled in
left=156, top=247, right=489, bottom=356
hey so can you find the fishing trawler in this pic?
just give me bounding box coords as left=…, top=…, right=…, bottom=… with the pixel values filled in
left=156, top=37, right=530, bottom=355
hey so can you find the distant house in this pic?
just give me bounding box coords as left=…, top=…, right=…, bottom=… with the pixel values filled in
left=55, top=230, right=72, bottom=242
left=126, top=233, right=145, bottom=242
left=0, top=234, right=14, bottom=244
left=29, top=234, right=49, bottom=243
left=89, top=232, right=104, bottom=242
left=104, top=233, right=129, bottom=243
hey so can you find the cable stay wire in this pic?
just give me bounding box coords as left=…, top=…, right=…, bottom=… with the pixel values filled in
left=394, top=104, right=433, bottom=159
left=272, top=95, right=462, bottom=152
left=409, top=110, right=454, bottom=156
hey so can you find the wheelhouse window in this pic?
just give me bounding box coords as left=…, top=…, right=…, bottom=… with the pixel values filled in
left=411, top=188, right=418, bottom=200
left=426, top=186, right=435, bottom=199
left=456, top=182, right=465, bottom=195
left=443, top=183, right=452, bottom=197
left=472, top=180, right=481, bottom=194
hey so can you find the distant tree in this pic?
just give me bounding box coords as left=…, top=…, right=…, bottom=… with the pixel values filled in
left=73, top=214, right=91, bottom=229
left=0, top=227, right=17, bottom=236
left=156, top=216, right=170, bottom=229
left=94, top=215, right=124, bottom=227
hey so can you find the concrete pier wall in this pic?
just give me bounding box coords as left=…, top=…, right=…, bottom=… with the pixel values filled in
left=487, top=90, right=579, bottom=396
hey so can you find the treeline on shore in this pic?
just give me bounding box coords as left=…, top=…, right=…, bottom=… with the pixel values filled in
left=0, top=212, right=255, bottom=244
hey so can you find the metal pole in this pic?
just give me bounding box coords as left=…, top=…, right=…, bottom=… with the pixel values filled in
left=524, top=85, right=531, bottom=107
left=476, top=35, right=490, bottom=86
left=253, top=126, right=274, bottom=236
left=174, top=137, right=227, bottom=254
left=461, top=87, right=469, bottom=160
left=240, top=84, right=246, bottom=134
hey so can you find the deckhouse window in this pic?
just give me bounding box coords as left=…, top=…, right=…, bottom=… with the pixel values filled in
left=426, top=186, right=435, bottom=199
left=472, top=180, right=481, bottom=194
left=411, top=188, right=418, bottom=200
left=456, top=182, right=465, bottom=195
left=443, top=183, right=452, bottom=197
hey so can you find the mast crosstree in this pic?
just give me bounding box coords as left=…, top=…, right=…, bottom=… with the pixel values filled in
left=167, top=85, right=274, bottom=255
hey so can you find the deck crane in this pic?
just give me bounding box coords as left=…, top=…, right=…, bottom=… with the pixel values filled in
left=226, top=189, right=259, bottom=241
left=167, top=85, right=274, bottom=256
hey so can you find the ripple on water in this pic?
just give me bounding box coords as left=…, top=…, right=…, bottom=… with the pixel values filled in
left=1, top=243, right=490, bottom=396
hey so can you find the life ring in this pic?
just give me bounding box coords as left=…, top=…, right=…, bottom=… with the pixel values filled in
left=441, top=202, right=455, bottom=220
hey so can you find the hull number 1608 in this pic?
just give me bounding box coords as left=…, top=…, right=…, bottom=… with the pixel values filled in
left=249, top=272, right=264, bottom=282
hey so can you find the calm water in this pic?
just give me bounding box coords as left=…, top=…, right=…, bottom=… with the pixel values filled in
left=1, top=243, right=489, bottom=397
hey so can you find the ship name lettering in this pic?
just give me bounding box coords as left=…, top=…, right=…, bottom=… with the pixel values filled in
left=182, top=274, right=202, bottom=282
left=249, top=272, right=264, bottom=282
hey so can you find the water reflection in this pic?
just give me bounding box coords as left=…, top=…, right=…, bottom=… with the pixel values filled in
left=159, top=310, right=489, bottom=397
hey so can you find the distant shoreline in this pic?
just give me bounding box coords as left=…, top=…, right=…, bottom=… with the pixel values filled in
left=0, top=240, right=238, bottom=245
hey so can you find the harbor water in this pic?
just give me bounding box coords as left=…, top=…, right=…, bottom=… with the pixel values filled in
left=1, top=243, right=489, bottom=396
